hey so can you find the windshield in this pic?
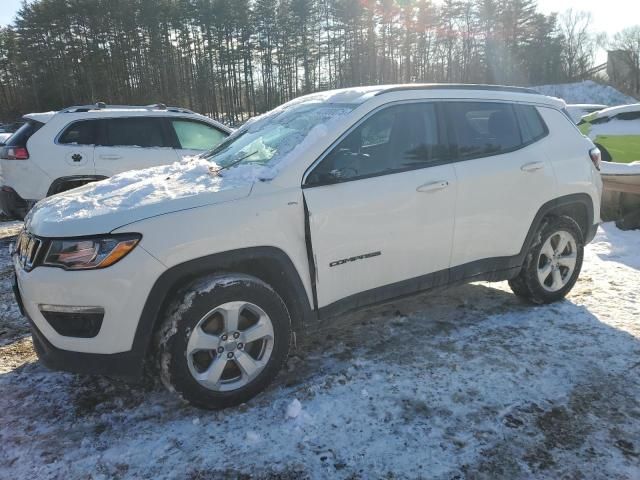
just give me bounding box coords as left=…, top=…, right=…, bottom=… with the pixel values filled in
left=203, top=101, right=356, bottom=177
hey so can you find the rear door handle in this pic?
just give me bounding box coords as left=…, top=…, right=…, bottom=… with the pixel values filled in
left=521, top=161, right=544, bottom=172
left=99, top=154, right=122, bottom=160
left=416, top=180, right=449, bottom=193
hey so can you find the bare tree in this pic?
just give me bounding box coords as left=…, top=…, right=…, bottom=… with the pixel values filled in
left=609, top=26, right=640, bottom=96
left=558, top=9, right=596, bottom=81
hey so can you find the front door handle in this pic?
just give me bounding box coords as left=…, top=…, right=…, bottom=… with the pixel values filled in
left=99, top=154, right=122, bottom=160
left=521, top=161, right=544, bottom=172
left=416, top=180, right=449, bottom=193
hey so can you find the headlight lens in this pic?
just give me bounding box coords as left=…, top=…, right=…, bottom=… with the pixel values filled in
left=43, top=234, right=141, bottom=270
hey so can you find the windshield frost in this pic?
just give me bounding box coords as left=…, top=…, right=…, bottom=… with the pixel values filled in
left=204, top=101, right=356, bottom=179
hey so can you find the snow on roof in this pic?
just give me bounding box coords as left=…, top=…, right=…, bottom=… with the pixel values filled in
left=587, top=103, right=640, bottom=120
left=566, top=104, right=607, bottom=109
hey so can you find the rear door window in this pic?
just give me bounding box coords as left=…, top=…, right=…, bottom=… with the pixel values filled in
left=5, top=120, right=43, bottom=147
left=103, top=117, right=168, bottom=148
left=58, top=120, right=97, bottom=145
left=445, top=102, right=522, bottom=159
left=171, top=119, right=227, bottom=150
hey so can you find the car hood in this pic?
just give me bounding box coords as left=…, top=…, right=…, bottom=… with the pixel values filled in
left=26, top=158, right=256, bottom=237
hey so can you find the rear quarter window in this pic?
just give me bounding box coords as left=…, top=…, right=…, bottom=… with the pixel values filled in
left=5, top=120, right=43, bottom=147
left=515, top=105, right=548, bottom=144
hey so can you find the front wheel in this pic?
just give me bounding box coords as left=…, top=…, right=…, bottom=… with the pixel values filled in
left=508, top=216, right=584, bottom=304
left=156, top=274, right=291, bottom=409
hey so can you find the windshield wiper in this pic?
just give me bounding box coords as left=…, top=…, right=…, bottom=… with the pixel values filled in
left=210, top=150, right=258, bottom=174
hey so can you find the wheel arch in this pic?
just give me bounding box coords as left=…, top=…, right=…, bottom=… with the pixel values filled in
left=521, top=193, right=595, bottom=257
left=47, top=175, right=108, bottom=196
left=132, top=246, right=315, bottom=362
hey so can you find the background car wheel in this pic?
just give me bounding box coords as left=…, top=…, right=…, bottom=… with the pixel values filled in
left=156, top=274, right=291, bottom=409
left=508, top=215, right=584, bottom=304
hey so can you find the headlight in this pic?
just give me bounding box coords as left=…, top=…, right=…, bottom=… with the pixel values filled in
left=43, top=234, right=141, bottom=270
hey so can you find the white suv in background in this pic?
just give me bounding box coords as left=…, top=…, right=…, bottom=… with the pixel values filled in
left=0, top=104, right=232, bottom=219
left=14, top=85, right=603, bottom=409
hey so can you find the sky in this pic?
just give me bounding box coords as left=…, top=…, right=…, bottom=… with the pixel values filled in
left=537, top=0, right=640, bottom=37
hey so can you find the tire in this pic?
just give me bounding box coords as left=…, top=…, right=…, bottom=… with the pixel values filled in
left=156, top=274, right=291, bottom=409
left=508, top=216, right=584, bottom=304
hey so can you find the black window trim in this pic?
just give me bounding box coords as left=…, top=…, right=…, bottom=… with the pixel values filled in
left=168, top=117, right=229, bottom=150
left=302, top=99, right=550, bottom=188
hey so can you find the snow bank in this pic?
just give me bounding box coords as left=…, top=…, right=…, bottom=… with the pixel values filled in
left=589, top=222, right=640, bottom=269
left=533, top=80, right=637, bottom=106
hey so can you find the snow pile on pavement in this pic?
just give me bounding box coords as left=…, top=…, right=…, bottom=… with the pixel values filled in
left=589, top=221, right=640, bottom=269
left=0, top=222, right=639, bottom=479
left=533, top=80, right=638, bottom=106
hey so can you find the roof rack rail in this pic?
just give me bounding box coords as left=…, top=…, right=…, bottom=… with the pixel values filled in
left=375, top=83, right=541, bottom=96
left=60, top=103, right=198, bottom=114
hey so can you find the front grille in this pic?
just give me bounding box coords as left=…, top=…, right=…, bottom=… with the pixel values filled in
left=15, top=230, right=44, bottom=271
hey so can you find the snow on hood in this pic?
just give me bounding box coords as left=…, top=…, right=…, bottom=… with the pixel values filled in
left=26, top=157, right=255, bottom=237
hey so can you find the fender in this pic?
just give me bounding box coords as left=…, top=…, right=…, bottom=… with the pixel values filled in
left=132, top=246, right=315, bottom=361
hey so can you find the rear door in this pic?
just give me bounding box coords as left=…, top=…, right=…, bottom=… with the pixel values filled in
left=52, top=120, right=97, bottom=180
left=303, top=102, right=457, bottom=309
left=94, top=117, right=179, bottom=176
left=169, top=118, right=229, bottom=159
left=445, top=101, right=556, bottom=275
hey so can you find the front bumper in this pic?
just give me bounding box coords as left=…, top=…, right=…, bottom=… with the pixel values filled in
left=13, top=242, right=166, bottom=376
left=27, top=308, right=144, bottom=378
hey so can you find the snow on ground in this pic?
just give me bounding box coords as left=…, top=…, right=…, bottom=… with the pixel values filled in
left=533, top=80, right=638, bottom=106
left=0, top=221, right=639, bottom=479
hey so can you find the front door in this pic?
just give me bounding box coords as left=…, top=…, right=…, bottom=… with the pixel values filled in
left=303, top=102, right=457, bottom=309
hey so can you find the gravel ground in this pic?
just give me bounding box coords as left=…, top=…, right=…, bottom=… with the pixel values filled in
left=0, top=221, right=639, bottom=479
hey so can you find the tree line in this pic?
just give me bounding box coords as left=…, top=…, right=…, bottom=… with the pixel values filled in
left=0, top=0, right=602, bottom=123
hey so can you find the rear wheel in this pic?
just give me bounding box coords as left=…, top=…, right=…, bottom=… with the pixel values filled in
left=156, top=274, right=291, bottom=409
left=508, top=216, right=584, bottom=304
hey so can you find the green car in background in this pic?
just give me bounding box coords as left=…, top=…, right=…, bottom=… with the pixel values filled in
left=578, top=104, right=640, bottom=163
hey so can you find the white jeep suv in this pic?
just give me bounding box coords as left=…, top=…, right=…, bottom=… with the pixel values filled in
left=0, top=104, right=231, bottom=219
left=13, top=85, right=603, bottom=409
